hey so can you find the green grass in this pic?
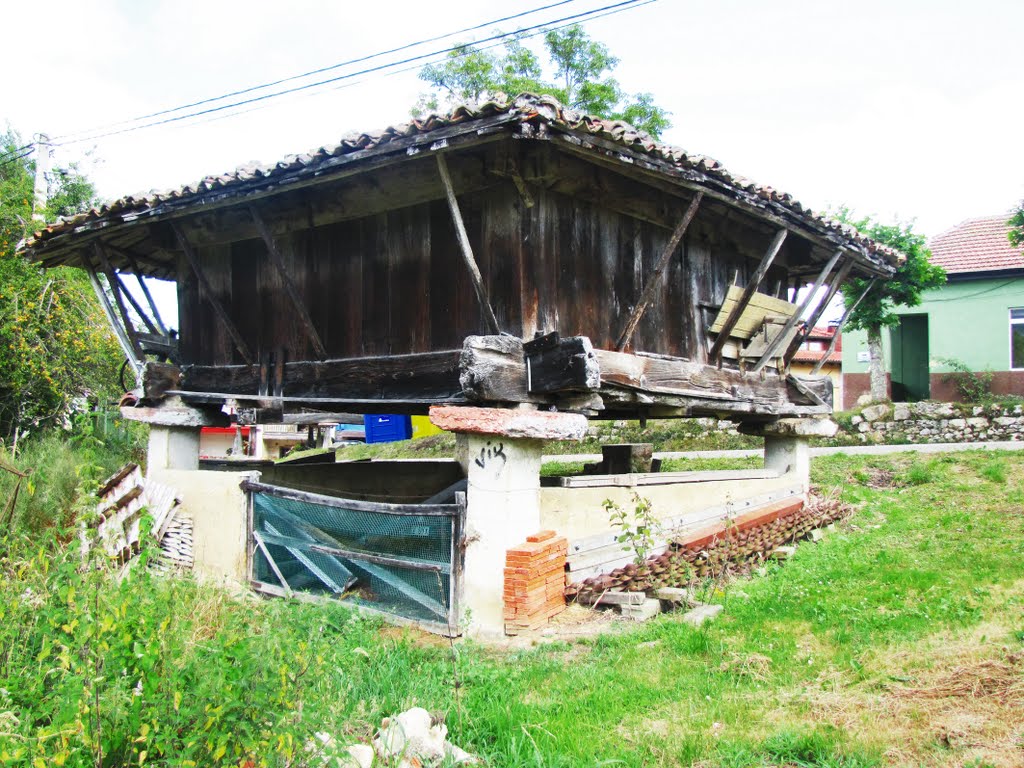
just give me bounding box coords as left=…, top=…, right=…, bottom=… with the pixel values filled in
left=2, top=449, right=1024, bottom=766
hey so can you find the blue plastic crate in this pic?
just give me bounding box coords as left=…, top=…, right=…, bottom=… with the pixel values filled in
left=363, top=414, right=412, bottom=444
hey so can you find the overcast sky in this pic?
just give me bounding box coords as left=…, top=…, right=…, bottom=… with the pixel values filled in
left=4, top=0, right=1022, bottom=240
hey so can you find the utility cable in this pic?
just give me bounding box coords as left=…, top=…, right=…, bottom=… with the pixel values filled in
left=50, top=0, right=580, bottom=143
left=53, top=0, right=649, bottom=148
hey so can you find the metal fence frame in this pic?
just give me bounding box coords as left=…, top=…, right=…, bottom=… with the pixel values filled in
left=242, top=479, right=466, bottom=636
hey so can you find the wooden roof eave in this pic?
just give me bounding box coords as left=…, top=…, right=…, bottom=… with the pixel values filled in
left=26, top=111, right=524, bottom=273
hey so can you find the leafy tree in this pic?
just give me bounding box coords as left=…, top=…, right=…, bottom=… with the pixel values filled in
left=415, top=26, right=672, bottom=138
left=1009, top=200, right=1024, bottom=248
left=835, top=208, right=946, bottom=402
left=0, top=128, right=122, bottom=449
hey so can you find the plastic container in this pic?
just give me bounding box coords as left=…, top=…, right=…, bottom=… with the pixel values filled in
left=363, top=414, right=412, bottom=444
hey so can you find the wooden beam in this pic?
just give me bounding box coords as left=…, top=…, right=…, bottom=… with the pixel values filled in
left=93, top=242, right=145, bottom=361
left=181, top=349, right=463, bottom=401
left=783, top=259, right=853, bottom=366
left=172, top=224, right=254, bottom=366
left=593, top=349, right=831, bottom=414
left=248, top=206, right=328, bottom=359
left=708, top=228, right=788, bottom=364
left=113, top=247, right=168, bottom=335
left=83, top=250, right=142, bottom=381
left=111, top=268, right=160, bottom=336
left=810, top=278, right=877, bottom=375
left=436, top=153, right=501, bottom=334
left=751, top=248, right=843, bottom=373
left=615, top=192, right=703, bottom=351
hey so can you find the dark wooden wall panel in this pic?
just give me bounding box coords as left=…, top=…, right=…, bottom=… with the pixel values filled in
left=174, top=148, right=807, bottom=370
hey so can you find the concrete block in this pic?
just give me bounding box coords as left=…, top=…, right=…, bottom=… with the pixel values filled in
left=682, top=604, right=723, bottom=627
left=654, top=587, right=690, bottom=603
left=619, top=598, right=662, bottom=621
left=771, top=545, right=797, bottom=561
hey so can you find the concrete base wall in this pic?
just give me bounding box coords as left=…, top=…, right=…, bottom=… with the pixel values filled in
left=540, top=472, right=799, bottom=542
left=149, top=468, right=258, bottom=585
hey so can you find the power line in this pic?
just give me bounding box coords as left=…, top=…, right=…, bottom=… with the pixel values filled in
left=51, top=0, right=580, bottom=144
left=53, top=0, right=649, bottom=148
left=0, top=147, right=35, bottom=170
left=0, top=143, right=35, bottom=165
left=138, top=0, right=658, bottom=143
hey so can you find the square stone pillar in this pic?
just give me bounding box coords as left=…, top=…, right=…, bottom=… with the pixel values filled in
left=430, top=405, right=587, bottom=636
left=147, top=425, right=201, bottom=472
left=120, top=396, right=227, bottom=476
left=741, top=418, right=838, bottom=496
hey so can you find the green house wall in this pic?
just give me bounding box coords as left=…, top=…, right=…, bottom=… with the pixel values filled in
left=841, top=275, right=1024, bottom=407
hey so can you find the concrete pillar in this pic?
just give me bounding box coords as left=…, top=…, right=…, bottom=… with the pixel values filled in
left=764, top=434, right=811, bottom=494
left=741, top=417, right=838, bottom=497
left=459, top=433, right=544, bottom=635
left=147, top=425, right=201, bottom=472
left=430, top=405, right=587, bottom=637
left=120, top=396, right=226, bottom=476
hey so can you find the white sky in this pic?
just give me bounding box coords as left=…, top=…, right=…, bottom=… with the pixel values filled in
left=3, top=0, right=1023, bottom=327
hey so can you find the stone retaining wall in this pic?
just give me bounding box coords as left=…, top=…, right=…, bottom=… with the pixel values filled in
left=847, top=401, right=1024, bottom=443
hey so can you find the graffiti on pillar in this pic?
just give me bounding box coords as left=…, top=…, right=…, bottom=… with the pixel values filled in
left=473, top=441, right=507, bottom=475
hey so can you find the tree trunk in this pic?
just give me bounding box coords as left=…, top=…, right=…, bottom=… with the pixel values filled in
left=867, top=325, right=888, bottom=402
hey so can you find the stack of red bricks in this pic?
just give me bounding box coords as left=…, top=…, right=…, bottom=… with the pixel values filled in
left=504, top=530, right=568, bottom=634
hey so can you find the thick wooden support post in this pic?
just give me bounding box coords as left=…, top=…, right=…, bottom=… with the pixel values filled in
left=436, top=153, right=501, bottom=335
left=708, top=228, right=788, bottom=365
left=784, top=259, right=853, bottom=366
left=523, top=332, right=600, bottom=394
left=810, top=278, right=877, bottom=375
left=172, top=224, right=254, bottom=366
left=93, top=242, right=144, bottom=360
left=83, top=250, right=142, bottom=381
left=752, top=249, right=843, bottom=373
left=615, top=192, right=703, bottom=351
left=118, top=248, right=168, bottom=336
left=112, top=269, right=160, bottom=335
left=248, top=206, right=328, bottom=359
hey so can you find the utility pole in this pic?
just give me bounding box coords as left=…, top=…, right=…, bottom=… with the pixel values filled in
left=31, top=133, right=50, bottom=222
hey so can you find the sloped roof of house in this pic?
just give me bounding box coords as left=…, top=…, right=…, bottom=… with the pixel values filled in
left=24, top=94, right=898, bottom=276
left=791, top=348, right=841, bottom=365
left=928, top=214, right=1024, bottom=275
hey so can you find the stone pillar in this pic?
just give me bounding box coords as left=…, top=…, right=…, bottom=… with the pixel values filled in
left=430, top=405, right=587, bottom=636
left=120, top=396, right=227, bottom=477
left=147, top=425, right=201, bottom=472
left=741, top=418, right=838, bottom=496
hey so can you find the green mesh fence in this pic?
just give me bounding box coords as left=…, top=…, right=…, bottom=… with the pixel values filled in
left=251, top=489, right=458, bottom=626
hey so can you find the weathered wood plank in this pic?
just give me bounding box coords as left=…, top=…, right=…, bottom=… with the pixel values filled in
left=783, top=259, right=854, bottom=365
left=182, top=349, right=463, bottom=401
left=172, top=224, right=254, bottom=366
left=708, top=228, right=788, bottom=364
left=436, top=153, right=501, bottom=334
left=615, top=192, right=703, bottom=350
left=592, top=349, right=832, bottom=413
left=752, top=248, right=843, bottom=373
left=248, top=206, right=328, bottom=358
left=94, top=241, right=145, bottom=360
left=523, top=332, right=600, bottom=394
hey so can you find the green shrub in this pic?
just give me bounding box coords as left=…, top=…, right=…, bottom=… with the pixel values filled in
left=938, top=357, right=995, bottom=403
left=980, top=459, right=1008, bottom=484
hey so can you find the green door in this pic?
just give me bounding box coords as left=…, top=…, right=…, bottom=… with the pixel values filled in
left=890, top=314, right=930, bottom=401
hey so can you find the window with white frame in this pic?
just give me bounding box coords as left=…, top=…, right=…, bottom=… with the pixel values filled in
left=1011, top=309, right=1024, bottom=369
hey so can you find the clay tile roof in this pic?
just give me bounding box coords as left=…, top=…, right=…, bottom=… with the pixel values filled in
left=23, top=94, right=899, bottom=272
left=791, top=349, right=841, bottom=365
left=928, top=214, right=1024, bottom=275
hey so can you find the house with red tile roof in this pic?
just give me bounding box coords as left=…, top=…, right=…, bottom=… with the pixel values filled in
left=842, top=213, right=1024, bottom=407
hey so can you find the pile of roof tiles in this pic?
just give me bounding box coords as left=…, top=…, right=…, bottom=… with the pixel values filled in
left=504, top=529, right=569, bottom=634
left=565, top=493, right=850, bottom=602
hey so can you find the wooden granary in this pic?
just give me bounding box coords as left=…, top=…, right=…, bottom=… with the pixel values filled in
left=25, top=95, right=898, bottom=635
left=26, top=94, right=895, bottom=426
